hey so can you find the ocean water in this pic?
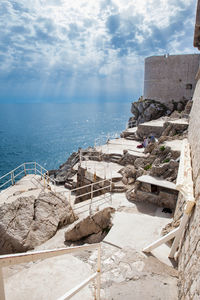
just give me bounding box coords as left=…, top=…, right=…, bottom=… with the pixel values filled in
left=0, top=102, right=131, bottom=177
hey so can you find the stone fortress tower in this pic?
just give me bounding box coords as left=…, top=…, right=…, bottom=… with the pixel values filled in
left=129, top=51, right=200, bottom=128
left=144, top=54, right=200, bottom=104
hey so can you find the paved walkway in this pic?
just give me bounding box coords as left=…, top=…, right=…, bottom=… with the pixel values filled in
left=97, top=138, right=147, bottom=157
left=164, top=139, right=183, bottom=152
left=74, top=160, right=122, bottom=180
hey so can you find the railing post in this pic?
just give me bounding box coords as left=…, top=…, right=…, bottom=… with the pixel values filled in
left=110, top=178, right=112, bottom=203
left=96, top=244, right=101, bottom=300
left=24, top=163, right=26, bottom=176
left=13, top=171, right=15, bottom=185
left=43, top=174, right=46, bottom=189
left=35, top=162, right=36, bottom=175
left=89, top=184, right=93, bottom=216
left=68, top=192, right=76, bottom=220
left=11, top=172, right=14, bottom=186
left=47, top=171, right=49, bottom=184
left=80, top=149, right=82, bottom=165
left=0, top=268, right=6, bottom=300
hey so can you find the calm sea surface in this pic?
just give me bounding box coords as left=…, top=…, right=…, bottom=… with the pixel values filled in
left=0, top=102, right=131, bottom=177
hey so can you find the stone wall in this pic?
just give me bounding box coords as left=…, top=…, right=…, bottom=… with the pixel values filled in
left=144, top=54, right=200, bottom=105
left=177, top=78, right=200, bottom=299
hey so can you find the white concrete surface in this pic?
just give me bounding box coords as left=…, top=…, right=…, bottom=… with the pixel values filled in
left=104, top=210, right=173, bottom=266
left=168, top=119, right=189, bottom=125
left=137, top=175, right=177, bottom=190
left=4, top=254, right=93, bottom=300
left=0, top=174, right=71, bottom=205
left=164, top=139, right=183, bottom=152
left=97, top=138, right=147, bottom=158
left=74, top=160, right=122, bottom=180
left=139, top=119, right=166, bottom=128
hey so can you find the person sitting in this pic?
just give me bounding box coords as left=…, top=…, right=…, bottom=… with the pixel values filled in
left=143, top=137, right=149, bottom=148
left=149, top=134, right=156, bottom=143
left=137, top=136, right=148, bottom=148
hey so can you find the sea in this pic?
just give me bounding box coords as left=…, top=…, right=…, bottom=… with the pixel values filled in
left=0, top=102, right=131, bottom=177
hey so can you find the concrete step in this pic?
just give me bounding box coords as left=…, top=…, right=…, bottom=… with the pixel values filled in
left=112, top=186, right=126, bottom=193
left=109, top=158, right=120, bottom=163
left=110, top=153, right=122, bottom=158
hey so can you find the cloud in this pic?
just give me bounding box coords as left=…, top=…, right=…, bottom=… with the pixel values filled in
left=0, top=0, right=198, bottom=102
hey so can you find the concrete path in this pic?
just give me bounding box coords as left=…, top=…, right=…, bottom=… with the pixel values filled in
left=97, top=138, right=147, bottom=157
left=168, top=118, right=189, bottom=125
left=164, top=139, right=183, bottom=152
left=104, top=206, right=174, bottom=267
left=74, top=160, right=122, bottom=180
left=4, top=254, right=93, bottom=300
left=0, top=175, right=71, bottom=205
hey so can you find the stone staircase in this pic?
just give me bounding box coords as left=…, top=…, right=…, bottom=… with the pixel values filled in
left=109, top=153, right=122, bottom=164
left=112, top=180, right=126, bottom=193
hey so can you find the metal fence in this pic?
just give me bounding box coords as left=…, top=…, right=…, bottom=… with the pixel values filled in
left=0, top=162, right=56, bottom=191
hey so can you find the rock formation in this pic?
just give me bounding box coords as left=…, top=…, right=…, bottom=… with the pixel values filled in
left=49, top=151, right=79, bottom=185
left=128, top=97, right=190, bottom=128
left=0, top=192, right=76, bottom=254
left=65, top=207, right=115, bottom=242
left=129, top=98, right=169, bottom=127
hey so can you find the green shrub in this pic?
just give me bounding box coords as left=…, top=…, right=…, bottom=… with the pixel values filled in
left=163, top=158, right=170, bottom=163
left=144, top=164, right=152, bottom=171
left=160, top=146, right=165, bottom=152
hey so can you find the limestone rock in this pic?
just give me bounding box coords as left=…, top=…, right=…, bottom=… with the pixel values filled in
left=150, top=159, right=179, bottom=182
left=65, top=207, right=115, bottom=242
left=130, top=99, right=168, bottom=126
left=51, top=151, right=79, bottom=184
left=134, top=158, right=146, bottom=169
left=119, top=165, right=137, bottom=186
left=84, top=231, right=108, bottom=244
left=0, top=192, right=76, bottom=254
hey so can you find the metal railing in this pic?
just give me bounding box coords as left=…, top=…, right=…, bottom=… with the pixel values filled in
left=0, top=161, right=113, bottom=219
left=66, top=178, right=113, bottom=217
left=0, top=243, right=101, bottom=300
left=0, top=162, right=57, bottom=191
left=126, top=120, right=136, bottom=129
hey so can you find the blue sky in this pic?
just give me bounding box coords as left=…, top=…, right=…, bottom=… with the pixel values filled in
left=0, top=0, right=198, bottom=103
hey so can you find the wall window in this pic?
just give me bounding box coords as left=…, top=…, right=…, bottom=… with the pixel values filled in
left=186, top=83, right=192, bottom=89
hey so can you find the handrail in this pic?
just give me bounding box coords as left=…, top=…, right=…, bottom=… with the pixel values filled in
left=126, top=120, right=136, bottom=129
left=0, top=243, right=101, bottom=300
left=0, top=162, right=113, bottom=219
left=71, top=178, right=111, bottom=193
left=65, top=177, right=112, bottom=217
left=143, top=139, right=195, bottom=259
left=0, top=162, right=57, bottom=190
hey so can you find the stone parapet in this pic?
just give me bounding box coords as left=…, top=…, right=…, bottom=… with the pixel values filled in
left=177, top=76, right=200, bottom=298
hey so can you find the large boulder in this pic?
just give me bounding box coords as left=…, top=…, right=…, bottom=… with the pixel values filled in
left=49, top=151, right=79, bottom=184
left=128, top=98, right=190, bottom=128
left=130, top=99, right=168, bottom=126
left=65, top=207, right=115, bottom=242
left=0, top=192, right=76, bottom=254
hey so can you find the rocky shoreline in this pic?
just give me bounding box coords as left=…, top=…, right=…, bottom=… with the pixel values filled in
left=0, top=96, right=191, bottom=254
left=0, top=95, right=192, bottom=300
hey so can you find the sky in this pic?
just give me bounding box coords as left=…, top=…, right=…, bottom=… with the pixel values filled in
left=0, top=0, right=198, bottom=103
